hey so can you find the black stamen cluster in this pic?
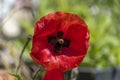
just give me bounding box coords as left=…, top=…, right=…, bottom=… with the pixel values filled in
left=48, top=31, right=70, bottom=53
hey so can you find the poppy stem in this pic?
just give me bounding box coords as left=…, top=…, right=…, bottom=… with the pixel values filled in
left=32, top=67, right=41, bottom=80
left=16, top=35, right=32, bottom=74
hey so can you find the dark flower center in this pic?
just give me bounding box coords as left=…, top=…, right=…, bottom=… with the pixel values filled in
left=48, top=31, right=70, bottom=53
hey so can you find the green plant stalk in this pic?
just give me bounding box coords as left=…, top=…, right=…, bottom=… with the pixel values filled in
left=16, top=35, right=32, bottom=74
left=32, top=67, right=41, bottom=80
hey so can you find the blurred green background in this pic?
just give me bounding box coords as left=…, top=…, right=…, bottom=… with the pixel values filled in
left=0, top=0, right=120, bottom=80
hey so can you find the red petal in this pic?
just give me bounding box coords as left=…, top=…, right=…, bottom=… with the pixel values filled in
left=42, top=69, right=64, bottom=80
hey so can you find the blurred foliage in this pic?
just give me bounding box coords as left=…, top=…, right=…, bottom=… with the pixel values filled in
left=17, top=0, right=120, bottom=69
left=10, top=73, right=22, bottom=80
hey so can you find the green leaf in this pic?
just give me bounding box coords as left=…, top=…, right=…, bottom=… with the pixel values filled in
left=9, top=73, right=22, bottom=80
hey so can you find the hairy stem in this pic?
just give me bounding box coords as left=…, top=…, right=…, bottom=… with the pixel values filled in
left=16, top=35, right=32, bottom=74
left=32, top=67, right=41, bottom=80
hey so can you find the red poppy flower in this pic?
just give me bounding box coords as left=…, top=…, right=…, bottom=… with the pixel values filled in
left=30, top=12, right=90, bottom=80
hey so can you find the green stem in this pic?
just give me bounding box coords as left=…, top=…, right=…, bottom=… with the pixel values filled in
left=16, top=35, right=32, bottom=74
left=32, top=67, right=41, bottom=80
